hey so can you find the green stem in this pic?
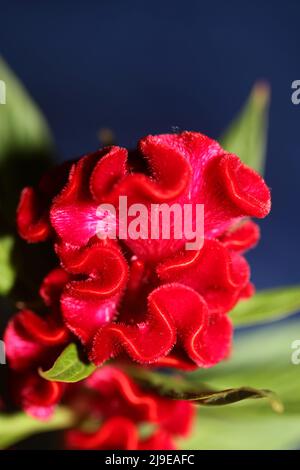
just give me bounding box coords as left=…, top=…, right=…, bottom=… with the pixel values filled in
left=0, top=406, right=76, bottom=449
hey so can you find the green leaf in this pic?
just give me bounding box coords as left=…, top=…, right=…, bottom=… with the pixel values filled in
left=0, top=57, right=53, bottom=158
left=220, top=81, right=270, bottom=174
left=180, top=319, right=300, bottom=449
left=0, top=57, right=54, bottom=222
left=39, top=343, right=96, bottom=383
left=231, top=285, right=300, bottom=327
left=0, top=235, right=15, bottom=295
left=181, top=406, right=300, bottom=451
left=129, top=368, right=281, bottom=411
left=0, top=407, right=75, bottom=449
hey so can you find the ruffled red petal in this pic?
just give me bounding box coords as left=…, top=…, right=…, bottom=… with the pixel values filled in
left=39, top=267, right=70, bottom=307
left=50, top=154, right=100, bottom=246
left=219, top=154, right=271, bottom=217
left=218, top=219, right=260, bottom=252
left=65, top=416, right=139, bottom=450
left=17, top=163, right=71, bottom=243
left=155, top=397, right=195, bottom=437
left=110, top=133, right=195, bottom=204
left=199, top=154, right=270, bottom=238
left=17, top=187, right=51, bottom=242
left=139, top=431, right=176, bottom=450
left=4, top=310, right=69, bottom=371
left=146, top=284, right=232, bottom=367
left=90, top=286, right=176, bottom=365
left=5, top=311, right=46, bottom=371
left=51, top=147, right=126, bottom=246
left=89, top=146, right=128, bottom=201
left=59, top=240, right=128, bottom=344
left=240, top=282, right=255, bottom=299
left=14, top=310, right=68, bottom=346
left=153, top=352, right=199, bottom=371
left=157, top=239, right=250, bottom=315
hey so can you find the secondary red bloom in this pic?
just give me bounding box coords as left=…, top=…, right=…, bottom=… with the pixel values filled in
left=11, top=372, right=65, bottom=420
left=4, top=269, right=70, bottom=418
left=16, top=131, right=271, bottom=370
left=65, top=366, right=194, bottom=450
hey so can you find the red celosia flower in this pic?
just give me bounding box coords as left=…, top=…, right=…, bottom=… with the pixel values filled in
left=16, top=132, right=271, bottom=370
left=65, top=366, right=194, bottom=450
left=4, top=269, right=70, bottom=418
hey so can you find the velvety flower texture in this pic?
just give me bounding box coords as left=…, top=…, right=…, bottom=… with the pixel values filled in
left=15, top=131, right=271, bottom=371
left=65, top=366, right=194, bottom=450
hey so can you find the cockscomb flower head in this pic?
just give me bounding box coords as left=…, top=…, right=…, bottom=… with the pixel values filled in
left=16, top=131, right=271, bottom=370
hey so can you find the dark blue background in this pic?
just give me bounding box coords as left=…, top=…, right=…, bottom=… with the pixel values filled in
left=1, top=0, right=299, bottom=289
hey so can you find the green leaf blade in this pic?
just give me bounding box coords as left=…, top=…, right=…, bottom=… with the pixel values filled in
left=231, top=285, right=300, bottom=327
left=0, top=235, right=15, bottom=295
left=0, top=57, right=54, bottom=223
left=128, top=368, right=281, bottom=410
left=0, top=57, right=53, bottom=158
left=39, top=343, right=96, bottom=383
left=220, top=81, right=270, bottom=174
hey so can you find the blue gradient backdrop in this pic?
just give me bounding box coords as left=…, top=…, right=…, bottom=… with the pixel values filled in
left=0, top=0, right=299, bottom=289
